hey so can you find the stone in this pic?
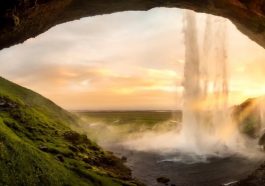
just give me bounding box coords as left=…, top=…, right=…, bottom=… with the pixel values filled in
left=0, top=1, right=264, bottom=50
left=156, top=176, right=170, bottom=184
left=121, top=156, right=127, bottom=162
left=39, top=145, right=49, bottom=152
left=56, top=155, right=64, bottom=162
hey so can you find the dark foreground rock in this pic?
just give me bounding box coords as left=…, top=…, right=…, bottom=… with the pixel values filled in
left=234, top=162, right=265, bottom=186
left=156, top=176, right=170, bottom=184
left=0, top=0, right=265, bottom=50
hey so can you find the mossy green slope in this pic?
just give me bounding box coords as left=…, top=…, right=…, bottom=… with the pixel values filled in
left=0, top=77, right=141, bottom=186
left=233, top=97, right=263, bottom=138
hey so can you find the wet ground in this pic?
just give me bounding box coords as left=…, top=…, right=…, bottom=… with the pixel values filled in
left=106, top=145, right=263, bottom=186
left=78, top=111, right=264, bottom=186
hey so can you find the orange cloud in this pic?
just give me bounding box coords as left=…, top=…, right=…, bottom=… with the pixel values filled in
left=0, top=8, right=264, bottom=110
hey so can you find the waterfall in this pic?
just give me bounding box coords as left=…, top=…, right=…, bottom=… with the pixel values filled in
left=180, top=10, right=201, bottom=152
left=179, top=10, right=233, bottom=155
left=121, top=10, right=260, bottom=158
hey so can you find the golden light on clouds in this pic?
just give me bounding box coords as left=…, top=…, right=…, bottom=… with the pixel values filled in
left=0, top=8, right=264, bottom=110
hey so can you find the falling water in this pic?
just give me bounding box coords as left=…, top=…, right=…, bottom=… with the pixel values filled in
left=180, top=10, right=201, bottom=152
left=179, top=10, right=239, bottom=156
left=119, top=10, right=260, bottom=159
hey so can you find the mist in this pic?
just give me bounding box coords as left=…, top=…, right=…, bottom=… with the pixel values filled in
left=72, top=11, right=265, bottom=164
left=76, top=111, right=263, bottom=164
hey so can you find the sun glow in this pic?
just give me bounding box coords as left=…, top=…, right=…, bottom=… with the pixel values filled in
left=0, top=8, right=264, bottom=110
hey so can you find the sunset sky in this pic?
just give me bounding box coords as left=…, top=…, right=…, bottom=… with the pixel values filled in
left=0, top=8, right=264, bottom=110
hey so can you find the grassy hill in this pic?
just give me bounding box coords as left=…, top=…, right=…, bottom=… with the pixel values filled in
left=0, top=77, right=142, bottom=186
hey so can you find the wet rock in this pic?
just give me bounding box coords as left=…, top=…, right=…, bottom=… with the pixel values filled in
left=63, top=131, right=91, bottom=145
left=63, top=131, right=81, bottom=143
left=258, top=133, right=265, bottom=146
left=89, top=145, right=100, bottom=151
left=39, top=145, right=48, bottom=151
left=156, top=176, right=170, bottom=184
left=0, top=100, right=5, bottom=106
left=84, top=165, right=92, bottom=169
left=56, top=155, right=64, bottom=162
left=0, top=97, right=17, bottom=110
left=107, top=151, right=114, bottom=155
left=77, top=146, right=85, bottom=153
left=25, top=126, right=35, bottom=132
left=121, top=156, right=127, bottom=162
left=82, top=157, right=95, bottom=165
left=68, top=145, right=79, bottom=152
left=61, top=151, right=74, bottom=158
left=38, top=145, right=60, bottom=154
left=100, top=156, right=116, bottom=166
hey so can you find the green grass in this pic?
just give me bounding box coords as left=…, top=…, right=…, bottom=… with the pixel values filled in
left=77, top=111, right=181, bottom=126
left=0, top=77, right=141, bottom=186
left=233, top=97, right=263, bottom=138
left=75, top=111, right=181, bottom=144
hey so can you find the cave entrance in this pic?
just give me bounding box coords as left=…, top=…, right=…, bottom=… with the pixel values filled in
left=0, top=8, right=264, bottom=186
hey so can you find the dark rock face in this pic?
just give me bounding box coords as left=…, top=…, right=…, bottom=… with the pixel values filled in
left=235, top=163, right=265, bottom=186
left=232, top=97, right=265, bottom=186
left=156, top=176, right=170, bottom=184
left=233, top=98, right=263, bottom=138
left=0, top=96, right=18, bottom=110
left=0, top=0, right=265, bottom=50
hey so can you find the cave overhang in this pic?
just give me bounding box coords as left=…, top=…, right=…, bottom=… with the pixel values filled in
left=0, top=0, right=265, bottom=50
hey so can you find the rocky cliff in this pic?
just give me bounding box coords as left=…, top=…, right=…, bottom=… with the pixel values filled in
left=0, top=0, right=265, bottom=50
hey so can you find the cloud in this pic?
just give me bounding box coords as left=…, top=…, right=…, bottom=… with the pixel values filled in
left=0, top=60, right=182, bottom=109
left=0, top=8, right=264, bottom=109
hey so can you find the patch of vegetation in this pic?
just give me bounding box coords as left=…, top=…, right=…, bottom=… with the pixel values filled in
left=77, top=111, right=181, bottom=127
left=233, top=98, right=263, bottom=138
left=241, top=116, right=260, bottom=137
left=0, top=77, right=142, bottom=186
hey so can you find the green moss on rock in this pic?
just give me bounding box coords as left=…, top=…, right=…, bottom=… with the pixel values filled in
left=0, top=77, right=142, bottom=186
